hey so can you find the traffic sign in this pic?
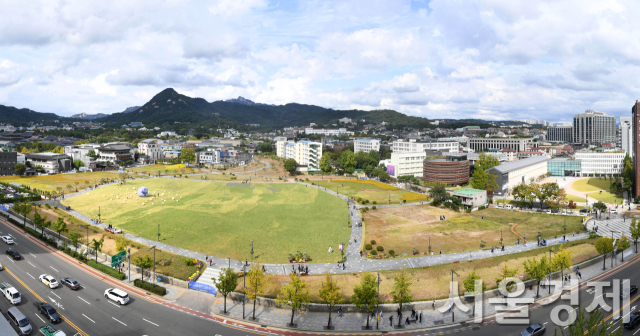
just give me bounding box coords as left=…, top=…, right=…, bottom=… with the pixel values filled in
left=111, top=250, right=126, bottom=268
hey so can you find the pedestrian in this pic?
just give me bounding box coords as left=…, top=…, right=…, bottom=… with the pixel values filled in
left=577, top=271, right=582, bottom=279
left=389, top=315, right=393, bottom=326
left=406, top=317, right=410, bottom=325
left=419, top=312, right=422, bottom=323
left=338, top=307, right=342, bottom=317
left=563, top=235, right=566, bottom=241
left=439, top=251, right=441, bottom=255
left=206, top=256, right=208, bottom=262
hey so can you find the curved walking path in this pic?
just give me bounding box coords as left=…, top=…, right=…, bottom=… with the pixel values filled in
left=510, top=223, right=524, bottom=240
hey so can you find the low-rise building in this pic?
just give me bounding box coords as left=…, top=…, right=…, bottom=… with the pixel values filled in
left=574, top=151, right=625, bottom=177
left=385, top=151, right=426, bottom=178
left=354, top=139, right=380, bottom=153
left=486, top=156, right=550, bottom=196
left=469, top=137, right=535, bottom=152
left=547, top=158, right=581, bottom=177
left=392, top=139, right=458, bottom=153
left=96, top=144, right=134, bottom=165
left=24, top=153, right=72, bottom=174
left=423, top=156, right=470, bottom=185
left=137, top=139, right=164, bottom=164
left=304, top=128, right=354, bottom=136
left=451, top=188, right=487, bottom=209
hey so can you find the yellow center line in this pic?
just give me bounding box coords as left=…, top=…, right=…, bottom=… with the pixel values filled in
left=4, top=266, right=90, bottom=336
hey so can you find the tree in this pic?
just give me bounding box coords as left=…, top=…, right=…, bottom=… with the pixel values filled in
left=552, top=245, right=574, bottom=284
left=538, top=182, right=560, bottom=209
left=56, top=187, right=63, bottom=196
left=496, top=263, right=518, bottom=291
left=553, top=305, right=622, bottom=336
left=429, top=185, right=448, bottom=206
left=623, top=158, right=634, bottom=193
left=14, top=163, right=26, bottom=176
left=87, top=150, right=98, bottom=158
left=32, top=210, right=44, bottom=234
left=90, top=235, right=105, bottom=261
left=486, top=173, right=498, bottom=194
left=630, top=218, right=640, bottom=253
left=523, top=256, right=550, bottom=297
left=213, top=268, right=238, bottom=314
left=340, top=150, right=357, bottom=174
left=319, top=153, right=332, bottom=172
left=283, top=158, right=297, bottom=176
left=246, top=263, right=268, bottom=320
left=617, top=233, right=631, bottom=252
left=594, top=237, right=614, bottom=270
left=391, top=268, right=413, bottom=327
left=133, top=255, right=153, bottom=281
left=318, top=271, right=344, bottom=329
left=114, top=235, right=128, bottom=253
left=118, top=172, right=129, bottom=183
left=16, top=203, right=32, bottom=228
left=592, top=201, right=607, bottom=217
left=476, top=153, right=499, bottom=171
left=69, top=232, right=82, bottom=251
left=526, top=183, right=540, bottom=208
left=351, top=272, right=378, bottom=329
left=276, top=273, right=311, bottom=327
left=470, top=169, right=488, bottom=189
left=73, top=159, right=84, bottom=170
left=180, top=148, right=196, bottom=164
left=66, top=184, right=73, bottom=192
left=463, top=271, right=487, bottom=313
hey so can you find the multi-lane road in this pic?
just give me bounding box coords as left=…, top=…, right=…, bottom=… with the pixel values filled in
left=2, top=215, right=640, bottom=336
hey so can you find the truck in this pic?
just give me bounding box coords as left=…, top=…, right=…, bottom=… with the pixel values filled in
left=39, top=324, right=67, bottom=336
left=0, top=283, right=21, bottom=304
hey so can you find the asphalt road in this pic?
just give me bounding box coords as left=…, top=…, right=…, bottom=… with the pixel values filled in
left=2, top=215, right=640, bottom=336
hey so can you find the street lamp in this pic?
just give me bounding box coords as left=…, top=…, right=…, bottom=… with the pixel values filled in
left=147, top=245, right=157, bottom=283
left=243, top=259, right=249, bottom=319
left=548, top=249, right=557, bottom=292
left=611, top=231, right=620, bottom=267
left=98, top=206, right=101, bottom=224
left=157, top=224, right=160, bottom=242
left=450, top=269, right=460, bottom=322
left=376, top=272, right=382, bottom=329
left=250, top=241, right=254, bottom=261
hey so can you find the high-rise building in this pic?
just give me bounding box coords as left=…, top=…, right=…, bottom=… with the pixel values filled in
left=632, top=101, right=640, bottom=196
left=275, top=140, right=322, bottom=171
left=620, top=116, right=633, bottom=157
left=572, top=110, right=616, bottom=145
left=547, top=125, right=572, bottom=143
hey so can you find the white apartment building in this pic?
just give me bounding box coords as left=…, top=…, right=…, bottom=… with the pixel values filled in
left=385, top=151, right=426, bottom=178
left=64, top=144, right=101, bottom=167
left=275, top=140, right=322, bottom=171
left=354, top=139, right=380, bottom=153
left=620, top=116, right=633, bottom=157
left=574, top=152, right=626, bottom=177
left=392, top=139, right=458, bottom=153
left=198, top=148, right=221, bottom=164
left=137, top=139, right=164, bottom=164
left=468, top=137, right=535, bottom=152
left=304, top=128, right=354, bottom=136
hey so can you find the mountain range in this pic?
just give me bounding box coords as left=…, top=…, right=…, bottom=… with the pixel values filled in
left=0, top=88, right=438, bottom=129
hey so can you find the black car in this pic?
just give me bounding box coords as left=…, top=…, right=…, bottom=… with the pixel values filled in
left=579, top=209, right=590, bottom=213
left=6, top=249, right=20, bottom=260
left=38, top=303, right=61, bottom=323
left=521, top=323, right=546, bottom=336
left=61, top=277, right=80, bottom=290
left=621, top=285, right=638, bottom=299
left=625, top=313, right=640, bottom=329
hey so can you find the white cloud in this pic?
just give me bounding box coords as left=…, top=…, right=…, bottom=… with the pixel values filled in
left=208, top=0, right=268, bottom=17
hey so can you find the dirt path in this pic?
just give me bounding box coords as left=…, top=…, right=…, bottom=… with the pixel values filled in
left=510, top=223, right=524, bottom=240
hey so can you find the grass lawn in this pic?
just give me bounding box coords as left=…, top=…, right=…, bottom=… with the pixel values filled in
left=22, top=205, right=200, bottom=280
left=0, top=172, right=120, bottom=193
left=362, top=206, right=584, bottom=256
left=587, top=190, right=624, bottom=205
left=571, top=178, right=611, bottom=192
left=564, top=194, right=587, bottom=203
left=253, top=239, right=597, bottom=302
left=313, top=179, right=428, bottom=205
left=62, top=179, right=351, bottom=263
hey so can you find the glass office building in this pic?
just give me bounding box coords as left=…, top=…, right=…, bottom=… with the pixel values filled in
left=547, top=158, right=581, bottom=177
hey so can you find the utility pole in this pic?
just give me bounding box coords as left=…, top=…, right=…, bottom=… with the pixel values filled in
left=243, top=259, right=248, bottom=319
left=250, top=241, right=254, bottom=261
left=127, top=248, right=131, bottom=282
left=157, top=224, right=160, bottom=242
left=376, top=273, right=382, bottom=329
left=450, top=269, right=460, bottom=322
left=148, top=246, right=157, bottom=283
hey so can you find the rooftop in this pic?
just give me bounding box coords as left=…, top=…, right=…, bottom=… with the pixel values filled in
left=489, top=156, right=549, bottom=174
left=454, top=188, right=485, bottom=195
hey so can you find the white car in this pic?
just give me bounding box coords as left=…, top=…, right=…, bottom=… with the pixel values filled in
left=104, top=288, right=129, bottom=305
left=1, top=236, right=13, bottom=244
left=610, top=209, right=618, bottom=214
left=0, top=262, right=3, bottom=270
left=38, top=275, right=59, bottom=288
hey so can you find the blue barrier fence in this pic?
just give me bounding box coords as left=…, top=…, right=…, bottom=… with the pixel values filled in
left=188, top=282, right=216, bottom=295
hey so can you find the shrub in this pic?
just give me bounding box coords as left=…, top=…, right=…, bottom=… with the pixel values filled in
left=184, top=259, right=195, bottom=266
left=372, top=206, right=376, bottom=209
left=365, top=200, right=370, bottom=204
left=389, top=250, right=395, bottom=256
left=370, top=240, right=376, bottom=245
left=372, top=201, right=377, bottom=204
left=478, top=205, right=486, bottom=210
left=376, top=245, right=384, bottom=252
left=133, top=279, right=167, bottom=296
left=64, top=247, right=71, bottom=254
left=370, top=250, right=377, bottom=256
left=86, top=260, right=126, bottom=280
left=365, top=244, right=373, bottom=250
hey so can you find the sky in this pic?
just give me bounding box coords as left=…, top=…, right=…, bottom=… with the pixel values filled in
left=1, top=0, right=640, bottom=123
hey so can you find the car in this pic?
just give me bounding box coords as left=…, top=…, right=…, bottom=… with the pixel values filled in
left=521, top=323, right=546, bottom=336
left=580, top=209, right=590, bottom=213
left=625, top=312, right=640, bottom=329
left=61, top=277, right=80, bottom=290
left=1, top=236, right=13, bottom=244
left=621, top=285, right=638, bottom=299
left=104, top=288, right=129, bottom=305
left=0, top=262, right=3, bottom=270
left=38, top=275, right=59, bottom=289
left=610, top=209, right=618, bottom=214
left=6, top=249, right=21, bottom=260
left=37, top=302, right=61, bottom=323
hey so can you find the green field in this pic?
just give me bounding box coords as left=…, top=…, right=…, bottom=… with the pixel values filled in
left=571, top=178, right=610, bottom=192
left=313, top=179, right=428, bottom=205
left=0, top=171, right=119, bottom=193
left=62, top=179, right=351, bottom=263
left=587, top=190, right=624, bottom=205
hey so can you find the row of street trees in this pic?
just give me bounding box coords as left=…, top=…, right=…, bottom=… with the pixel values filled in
left=214, top=266, right=414, bottom=329
left=511, top=181, right=566, bottom=209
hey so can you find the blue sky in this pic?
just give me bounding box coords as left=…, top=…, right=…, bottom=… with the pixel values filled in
left=1, top=0, right=640, bottom=123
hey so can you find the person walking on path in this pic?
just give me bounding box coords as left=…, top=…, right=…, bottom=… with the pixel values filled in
left=389, top=315, right=393, bottom=327
left=338, top=307, right=342, bottom=318
left=419, top=312, right=423, bottom=323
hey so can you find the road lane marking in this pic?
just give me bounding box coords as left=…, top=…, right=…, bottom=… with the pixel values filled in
left=82, top=314, right=95, bottom=323
left=29, top=252, right=36, bottom=258
left=109, top=301, right=121, bottom=308
left=112, top=317, right=127, bottom=326
left=143, top=318, right=159, bottom=326
left=50, top=266, right=58, bottom=272
left=27, top=261, right=35, bottom=268
left=78, top=296, right=90, bottom=305
left=34, top=313, right=45, bottom=324
left=25, top=272, right=35, bottom=279
left=51, top=291, right=60, bottom=299
left=634, top=328, right=640, bottom=335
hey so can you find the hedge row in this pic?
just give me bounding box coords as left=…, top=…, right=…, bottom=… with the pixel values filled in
left=133, top=279, right=166, bottom=296
left=86, top=260, right=126, bottom=280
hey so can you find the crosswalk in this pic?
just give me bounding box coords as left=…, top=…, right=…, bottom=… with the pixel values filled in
left=196, top=267, right=220, bottom=288
left=587, top=218, right=633, bottom=240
